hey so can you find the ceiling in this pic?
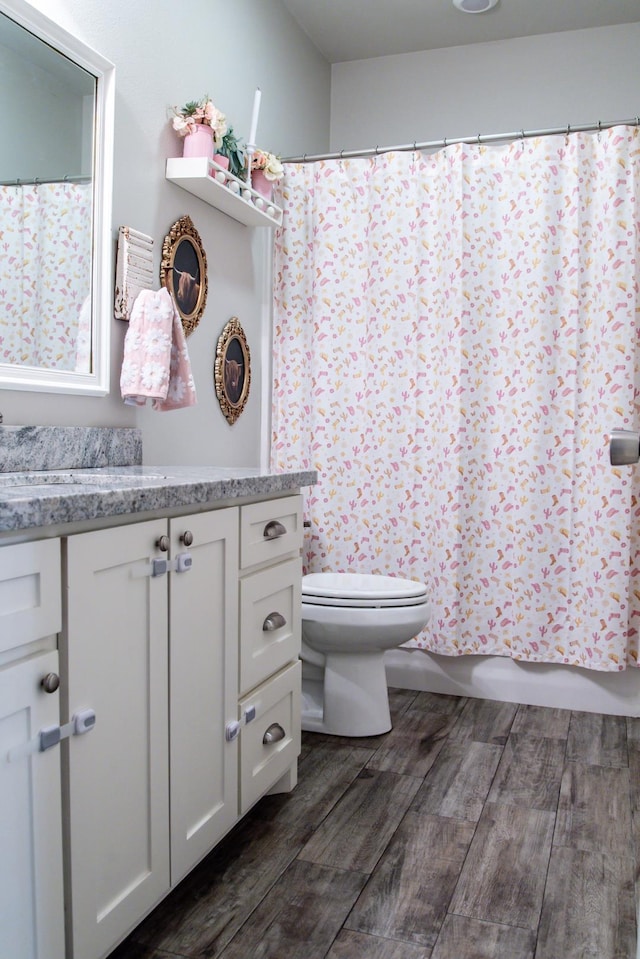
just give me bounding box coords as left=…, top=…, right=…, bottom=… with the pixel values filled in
left=279, top=0, right=640, bottom=63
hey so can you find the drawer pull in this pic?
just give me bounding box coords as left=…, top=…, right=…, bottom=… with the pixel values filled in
left=263, top=520, right=286, bottom=540
left=263, top=611, right=287, bottom=632
left=263, top=722, right=286, bottom=745
left=41, top=672, right=60, bottom=694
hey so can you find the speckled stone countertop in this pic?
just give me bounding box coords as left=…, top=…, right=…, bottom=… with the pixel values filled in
left=0, top=466, right=317, bottom=533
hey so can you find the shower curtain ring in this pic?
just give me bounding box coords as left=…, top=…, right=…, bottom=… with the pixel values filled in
left=443, top=136, right=447, bottom=149
left=477, top=133, right=481, bottom=146
left=597, top=119, right=602, bottom=140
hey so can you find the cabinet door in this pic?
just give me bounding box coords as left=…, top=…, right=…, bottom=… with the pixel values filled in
left=0, top=650, right=65, bottom=959
left=169, top=508, right=239, bottom=884
left=64, top=521, right=170, bottom=959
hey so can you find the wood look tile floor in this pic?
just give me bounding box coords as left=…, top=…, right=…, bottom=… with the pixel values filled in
left=109, top=690, right=640, bottom=959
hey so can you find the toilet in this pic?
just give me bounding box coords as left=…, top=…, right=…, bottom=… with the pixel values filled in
left=300, top=572, right=431, bottom=737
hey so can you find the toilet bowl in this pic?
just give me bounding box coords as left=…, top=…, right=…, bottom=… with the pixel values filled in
left=300, top=573, right=430, bottom=737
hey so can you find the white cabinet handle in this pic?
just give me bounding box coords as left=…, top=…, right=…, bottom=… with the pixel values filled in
left=263, top=520, right=286, bottom=540
left=262, top=612, right=286, bottom=632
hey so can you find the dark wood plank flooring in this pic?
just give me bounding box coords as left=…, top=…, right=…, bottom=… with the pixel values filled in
left=109, top=689, right=640, bottom=959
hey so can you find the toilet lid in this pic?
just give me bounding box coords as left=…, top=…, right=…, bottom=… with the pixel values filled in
left=302, top=573, right=428, bottom=608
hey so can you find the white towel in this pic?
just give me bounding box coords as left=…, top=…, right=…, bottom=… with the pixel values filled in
left=120, top=288, right=196, bottom=410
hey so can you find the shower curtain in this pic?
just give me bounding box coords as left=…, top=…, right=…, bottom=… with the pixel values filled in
left=272, top=126, right=640, bottom=671
left=0, top=182, right=92, bottom=371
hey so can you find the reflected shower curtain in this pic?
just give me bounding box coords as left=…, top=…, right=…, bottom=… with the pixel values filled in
left=0, top=182, right=92, bottom=371
left=272, top=126, right=640, bottom=671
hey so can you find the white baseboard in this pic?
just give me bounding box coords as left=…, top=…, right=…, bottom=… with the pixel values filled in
left=384, top=647, right=640, bottom=717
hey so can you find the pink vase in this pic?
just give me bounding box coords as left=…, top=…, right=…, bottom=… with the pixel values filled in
left=182, top=123, right=214, bottom=159
left=251, top=169, right=273, bottom=200
left=213, top=154, right=230, bottom=171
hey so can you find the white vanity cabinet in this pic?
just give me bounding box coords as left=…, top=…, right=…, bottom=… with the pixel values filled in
left=63, top=508, right=238, bottom=959
left=62, top=494, right=302, bottom=959
left=0, top=539, right=65, bottom=959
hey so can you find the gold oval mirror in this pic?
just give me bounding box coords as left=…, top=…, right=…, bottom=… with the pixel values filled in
left=160, top=214, right=207, bottom=336
left=214, top=317, right=251, bottom=425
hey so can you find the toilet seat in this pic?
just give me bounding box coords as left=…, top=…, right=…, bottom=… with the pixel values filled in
left=302, top=572, right=428, bottom=608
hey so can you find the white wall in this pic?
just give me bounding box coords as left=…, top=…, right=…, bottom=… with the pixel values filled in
left=331, top=22, right=640, bottom=152
left=1, top=0, right=330, bottom=468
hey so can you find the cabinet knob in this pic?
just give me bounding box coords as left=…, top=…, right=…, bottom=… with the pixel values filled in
left=262, top=722, right=286, bottom=745
left=263, top=520, right=286, bottom=540
left=263, top=611, right=287, bottom=632
left=156, top=535, right=170, bottom=552
left=180, top=530, right=194, bottom=547
left=41, top=672, right=60, bottom=694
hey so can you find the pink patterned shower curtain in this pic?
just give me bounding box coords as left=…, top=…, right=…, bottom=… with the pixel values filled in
left=272, top=127, right=640, bottom=671
left=0, top=182, right=92, bottom=371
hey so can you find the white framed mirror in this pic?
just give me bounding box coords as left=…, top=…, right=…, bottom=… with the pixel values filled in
left=0, top=0, right=114, bottom=394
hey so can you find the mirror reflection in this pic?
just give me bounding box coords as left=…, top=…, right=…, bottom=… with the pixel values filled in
left=0, top=1, right=113, bottom=395
left=0, top=11, right=94, bottom=374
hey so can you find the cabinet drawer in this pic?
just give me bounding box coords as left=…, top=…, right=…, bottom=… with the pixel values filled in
left=0, top=539, right=60, bottom=654
left=238, top=661, right=301, bottom=814
left=240, top=495, right=303, bottom=569
left=240, top=557, right=301, bottom=696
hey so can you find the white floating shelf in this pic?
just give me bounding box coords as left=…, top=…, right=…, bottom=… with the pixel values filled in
left=165, top=156, right=283, bottom=228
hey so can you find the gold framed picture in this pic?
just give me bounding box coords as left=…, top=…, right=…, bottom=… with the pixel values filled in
left=160, top=215, right=207, bottom=336
left=214, top=317, right=251, bottom=425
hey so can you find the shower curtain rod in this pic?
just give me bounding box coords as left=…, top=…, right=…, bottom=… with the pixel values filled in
left=282, top=115, right=640, bottom=164
left=0, top=174, right=91, bottom=186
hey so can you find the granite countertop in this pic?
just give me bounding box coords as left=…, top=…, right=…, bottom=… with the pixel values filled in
left=0, top=466, right=317, bottom=533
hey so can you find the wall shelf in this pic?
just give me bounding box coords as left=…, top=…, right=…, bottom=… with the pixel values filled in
left=165, top=157, right=283, bottom=229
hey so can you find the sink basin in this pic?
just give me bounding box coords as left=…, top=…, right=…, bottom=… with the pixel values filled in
left=0, top=470, right=166, bottom=489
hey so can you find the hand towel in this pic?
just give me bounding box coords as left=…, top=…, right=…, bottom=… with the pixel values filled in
left=120, top=288, right=196, bottom=410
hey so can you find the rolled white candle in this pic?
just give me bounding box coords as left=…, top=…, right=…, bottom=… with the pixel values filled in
left=248, top=88, right=261, bottom=146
